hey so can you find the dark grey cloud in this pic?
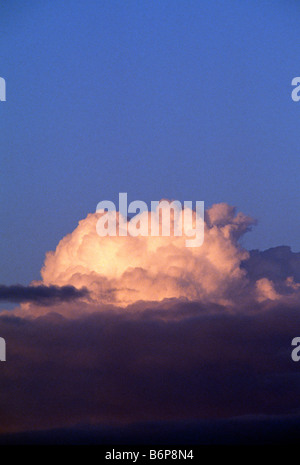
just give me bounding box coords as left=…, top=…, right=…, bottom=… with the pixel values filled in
left=0, top=300, right=299, bottom=437
left=1, top=416, right=300, bottom=445
left=242, top=246, right=300, bottom=284
left=0, top=284, right=89, bottom=304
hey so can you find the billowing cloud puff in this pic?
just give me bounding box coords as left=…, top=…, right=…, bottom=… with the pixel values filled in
left=36, top=203, right=256, bottom=309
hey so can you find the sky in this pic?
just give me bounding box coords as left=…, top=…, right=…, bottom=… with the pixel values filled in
left=1, top=0, right=300, bottom=286
left=1, top=0, right=300, bottom=445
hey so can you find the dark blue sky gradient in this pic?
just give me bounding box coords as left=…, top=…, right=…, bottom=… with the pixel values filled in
left=1, top=0, right=300, bottom=285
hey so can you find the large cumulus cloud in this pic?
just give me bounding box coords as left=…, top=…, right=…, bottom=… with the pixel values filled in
left=38, top=203, right=254, bottom=308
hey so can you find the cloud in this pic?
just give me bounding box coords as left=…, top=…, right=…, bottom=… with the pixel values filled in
left=0, top=301, right=300, bottom=435
left=0, top=284, right=89, bottom=304
left=1, top=202, right=300, bottom=440
left=33, top=203, right=256, bottom=309
left=9, top=202, right=296, bottom=318
left=242, top=245, right=300, bottom=284
left=2, top=416, right=300, bottom=445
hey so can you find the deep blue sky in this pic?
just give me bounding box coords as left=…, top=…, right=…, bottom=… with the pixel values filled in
left=1, top=0, right=300, bottom=285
